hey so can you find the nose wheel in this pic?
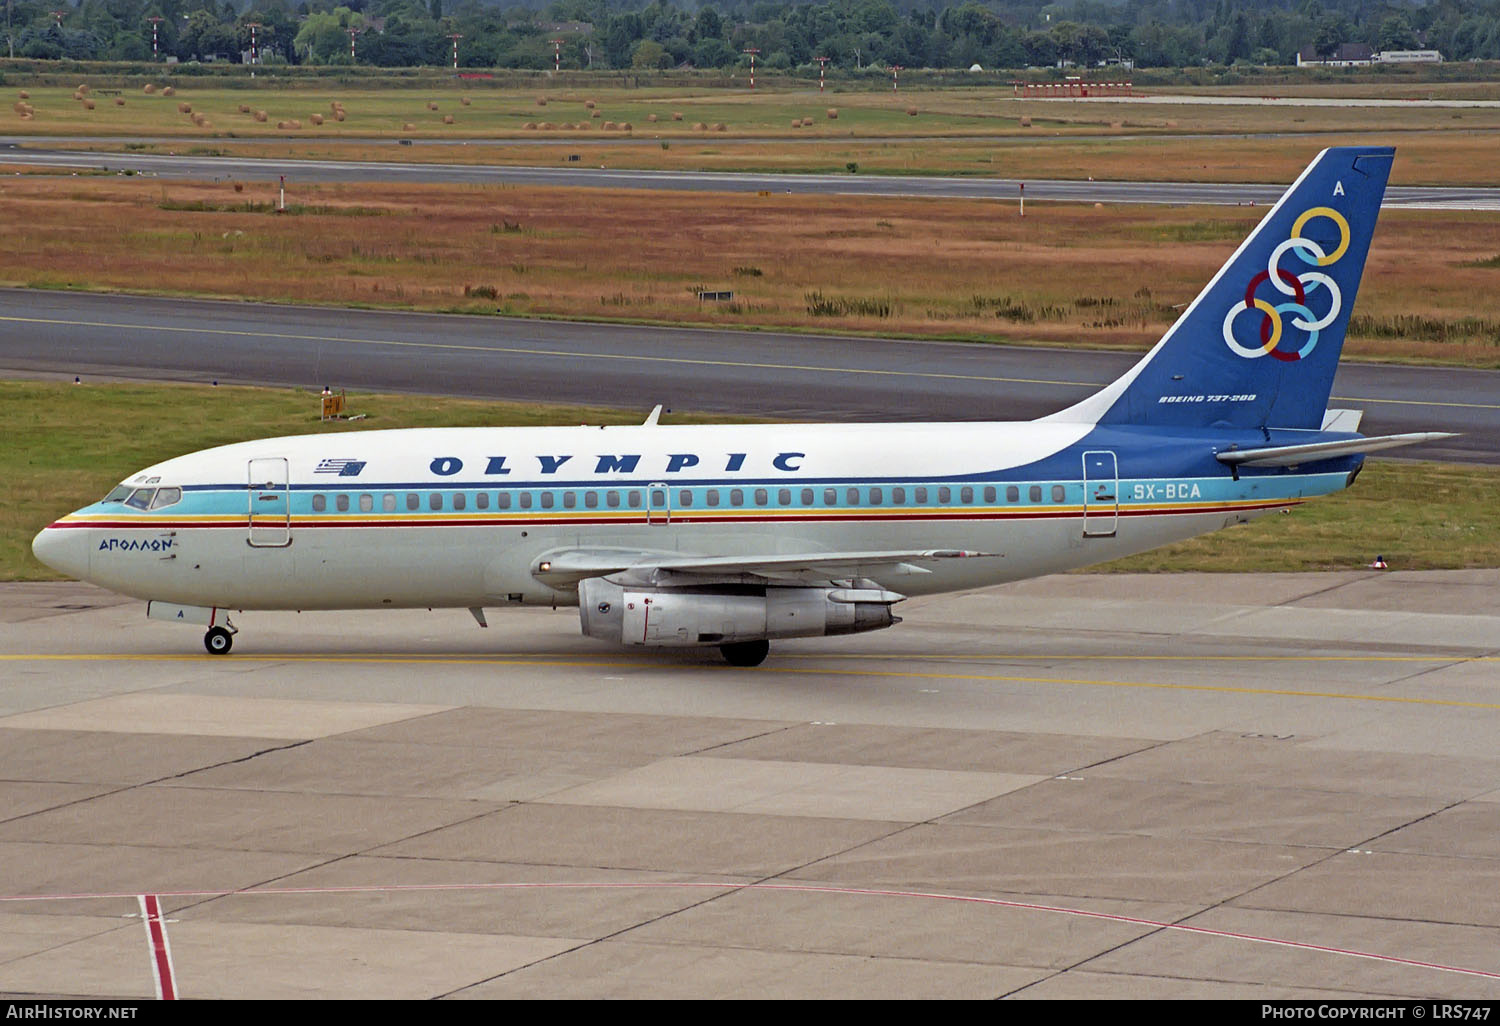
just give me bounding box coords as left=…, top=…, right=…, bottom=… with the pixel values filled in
left=204, top=626, right=234, bottom=656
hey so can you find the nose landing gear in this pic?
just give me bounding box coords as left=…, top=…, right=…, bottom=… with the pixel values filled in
left=204, top=625, right=235, bottom=655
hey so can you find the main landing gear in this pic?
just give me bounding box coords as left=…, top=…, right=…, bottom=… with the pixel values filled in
left=719, top=640, right=770, bottom=667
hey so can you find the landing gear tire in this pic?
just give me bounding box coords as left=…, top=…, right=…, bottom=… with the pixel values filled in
left=204, top=627, right=233, bottom=656
left=720, top=639, right=769, bottom=667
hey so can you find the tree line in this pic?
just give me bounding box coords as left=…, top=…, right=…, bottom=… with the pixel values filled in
left=6, top=0, right=1500, bottom=69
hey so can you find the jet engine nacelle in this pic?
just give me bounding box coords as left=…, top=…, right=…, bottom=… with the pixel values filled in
left=578, top=578, right=900, bottom=648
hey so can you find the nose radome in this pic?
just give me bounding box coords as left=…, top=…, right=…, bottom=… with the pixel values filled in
left=32, top=526, right=89, bottom=580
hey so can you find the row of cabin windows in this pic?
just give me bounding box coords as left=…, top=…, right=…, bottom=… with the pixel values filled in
left=307, top=483, right=1070, bottom=514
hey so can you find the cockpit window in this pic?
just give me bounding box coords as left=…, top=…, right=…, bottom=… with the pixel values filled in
left=103, top=485, right=133, bottom=503
left=124, top=489, right=156, bottom=510
left=150, top=487, right=182, bottom=510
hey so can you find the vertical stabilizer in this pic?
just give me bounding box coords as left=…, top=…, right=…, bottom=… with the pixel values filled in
left=1045, top=146, right=1393, bottom=430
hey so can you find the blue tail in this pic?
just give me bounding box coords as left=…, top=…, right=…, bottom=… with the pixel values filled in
left=1049, top=146, right=1394, bottom=431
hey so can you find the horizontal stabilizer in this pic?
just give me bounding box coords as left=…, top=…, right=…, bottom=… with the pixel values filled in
left=1215, top=432, right=1457, bottom=467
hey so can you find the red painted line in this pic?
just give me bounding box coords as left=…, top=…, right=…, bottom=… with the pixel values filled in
left=4, top=880, right=1489, bottom=984
left=137, top=894, right=177, bottom=1000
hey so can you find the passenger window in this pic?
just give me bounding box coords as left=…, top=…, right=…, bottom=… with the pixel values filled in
left=541, top=492, right=555, bottom=509
left=824, top=488, right=837, bottom=505
left=983, top=486, right=996, bottom=503
left=359, top=494, right=373, bottom=513
left=847, top=488, right=859, bottom=505
left=651, top=489, right=665, bottom=507
left=429, top=493, right=443, bottom=511
left=126, top=489, right=155, bottom=510
left=1006, top=486, right=1019, bottom=503
left=801, top=488, right=814, bottom=505
left=892, top=487, right=905, bottom=504
left=586, top=492, right=599, bottom=509
left=730, top=489, right=744, bottom=507
left=1052, top=484, right=1066, bottom=503
left=607, top=491, right=620, bottom=508
left=498, top=493, right=512, bottom=510
left=707, top=489, right=720, bottom=507
left=476, top=493, right=490, bottom=510
left=915, top=487, right=928, bottom=503
left=336, top=494, right=350, bottom=512
left=312, top=494, right=327, bottom=512
left=679, top=490, right=693, bottom=507
left=938, top=487, right=951, bottom=503
left=754, top=489, right=768, bottom=506
left=150, top=487, right=181, bottom=510
left=520, top=493, right=533, bottom=509
left=778, top=489, right=791, bottom=506
left=383, top=494, right=396, bottom=512
left=961, top=487, right=973, bottom=504
left=563, top=492, right=576, bottom=509
left=453, top=493, right=466, bottom=511
left=627, top=491, right=642, bottom=509
left=870, top=487, right=883, bottom=505
left=407, top=493, right=419, bottom=511
left=1029, top=485, right=1043, bottom=503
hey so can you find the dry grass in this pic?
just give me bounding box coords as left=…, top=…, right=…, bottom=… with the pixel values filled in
left=1, top=175, right=1497, bottom=363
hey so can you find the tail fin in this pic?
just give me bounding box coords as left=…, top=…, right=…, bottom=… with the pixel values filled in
left=1046, top=146, right=1393, bottom=431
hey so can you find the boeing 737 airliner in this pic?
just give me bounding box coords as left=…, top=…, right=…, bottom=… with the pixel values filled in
left=32, top=146, right=1450, bottom=665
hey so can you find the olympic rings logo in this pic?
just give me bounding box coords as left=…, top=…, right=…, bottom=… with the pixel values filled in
left=1222, top=206, right=1350, bottom=362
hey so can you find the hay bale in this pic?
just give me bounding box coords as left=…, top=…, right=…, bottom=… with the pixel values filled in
left=647, top=113, right=657, bottom=122
left=536, top=96, right=547, bottom=106
left=19, top=112, right=31, bottom=120
left=442, top=114, right=454, bottom=124
left=330, top=101, right=343, bottom=113
left=524, top=122, right=537, bottom=130
left=791, top=119, right=801, bottom=128
left=590, top=110, right=601, bottom=118
left=198, top=119, right=212, bottom=129
left=333, top=110, right=345, bottom=122
left=693, top=122, right=706, bottom=131
left=540, top=121, right=555, bottom=130
left=12, top=101, right=28, bottom=114
left=162, top=86, right=175, bottom=97
left=76, top=84, right=89, bottom=95
left=802, top=117, right=814, bottom=127
left=712, top=122, right=726, bottom=132
left=238, top=104, right=251, bottom=114
left=114, top=98, right=125, bottom=106
left=603, top=120, right=616, bottom=130
left=177, top=102, right=191, bottom=114
left=427, top=101, right=438, bottom=110
left=672, top=111, right=683, bottom=121
left=310, top=113, right=324, bottom=125
left=253, top=110, right=268, bottom=122
left=907, top=107, right=918, bottom=116
left=17, top=91, right=28, bottom=100
left=575, top=121, right=590, bottom=130
left=191, top=112, right=206, bottom=125
left=143, top=84, right=156, bottom=94
left=402, top=122, right=415, bottom=130
left=1019, top=115, right=1031, bottom=127
left=73, top=92, right=83, bottom=101
left=620, top=122, right=632, bottom=131
left=460, top=96, right=471, bottom=106
left=826, top=108, right=838, bottom=119
left=584, top=100, right=595, bottom=109
left=276, top=121, right=289, bottom=129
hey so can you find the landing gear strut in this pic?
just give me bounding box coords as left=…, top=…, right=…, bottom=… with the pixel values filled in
left=720, top=639, right=770, bottom=667
left=204, top=626, right=234, bottom=656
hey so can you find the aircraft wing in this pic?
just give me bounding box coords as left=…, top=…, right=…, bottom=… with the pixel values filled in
left=1215, top=432, right=1457, bottom=468
left=532, top=547, right=1000, bottom=587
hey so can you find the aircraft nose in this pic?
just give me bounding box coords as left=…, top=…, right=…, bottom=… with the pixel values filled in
left=32, top=525, right=89, bottom=580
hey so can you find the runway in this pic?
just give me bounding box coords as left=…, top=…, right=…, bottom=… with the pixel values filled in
left=5, top=145, right=1500, bottom=209
left=1, top=572, right=1498, bottom=999
left=1, top=287, right=1494, bottom=464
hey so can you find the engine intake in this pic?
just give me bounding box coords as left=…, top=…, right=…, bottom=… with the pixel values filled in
left=578, top=578, right=901, bottom=648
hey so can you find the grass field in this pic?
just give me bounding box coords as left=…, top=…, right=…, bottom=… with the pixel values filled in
left=11, top=80, right=1500, bottom=185
left=9, top=379, right=1497, bottom=582
left=2, top=174, right=1497, bottom=364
